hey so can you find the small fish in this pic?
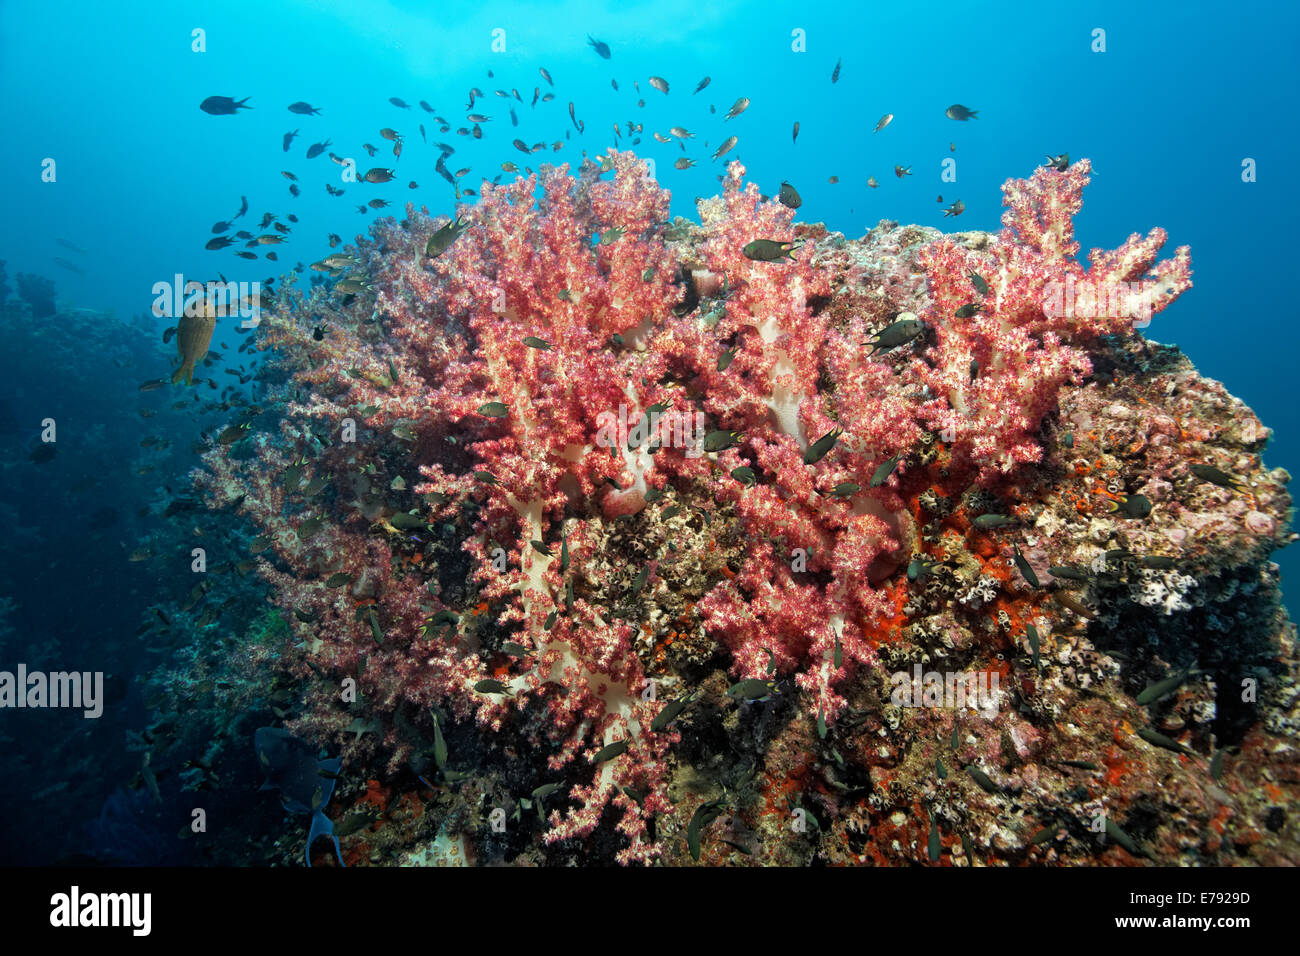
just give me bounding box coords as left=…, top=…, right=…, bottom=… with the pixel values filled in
left=523, top=336, right=551, bottom=350
left=389, top=97, right=411, bottom=109
left=389, top=512, right=426, bottom=532
left=1052, top=590, right=1097, bottom=620
left=674, top=157, right=696, bottom=170
left=1026, top=623, right=1040, bottom=669
left=865, top=315, right=924, bottom=355
left=1106, top=493, right=1152, bottom=519
left=1059, top=759, right=1100, bottom=771
left=694, top=76, right=710, bottom=94
left=1189, top=463, right=1245, bottom=492
left=1029, top=825, right=1057, bottom=847
left=869, top=455, right=902, bottom=488
left=199, top=95, right=252, bottom=115
left=803, top=427, right=843, bottom=465
left=1135, top=670, right=1191, bottom=706
left=831, top=57, right=842, bottom=83
left=1013, top=544, right=1040, bottom=588
left=426, top=216, right=471, bottom=258
left=726, top=678, right=777, bottom=701
left=731, top=466, right=757, bottom=486
left=712, top=135, right=738, bottom=161
left=1138, top=728, right=1190, bottom=759
left=287, top=101, right=321, bottom=115
left=742, top=238, right=801, bottom=262
left=792, top=121, right=800, bottom=144
left=894, top=164, right=912, bottom=178
left=630, top=564, right=652, bottom=596
left=826, top=482, right=859, bottom=498
left=217, top=422, right=251, bottom=445
left=588, top=35, right=611, bottom=59
left=474, top=679, right=511, bottom=696
left=777, top=181, right=802, bottom=209
left=873, top=113, right=893, bottom=133
left=971, top=513, right=1012, bottom=529
left=363, top=168, right=395, bottom=183
left=282, top=129, right=299, bottom=151
left=306, top=139, right=331, bottom=159
left=592, top=739, right=628, bottom=763
left=540, top=67, right=553, bottom=86
left=1048, top=564, right=1091, bottom=581
left=1043, top=153, right=1070, bottom=171
left=1104, top=818, right=1147, bottom=858
left=943, top=199, right=965, bottom=217
left=867, top=176, right=879, bottom=188
left=725, top=97, right=749, bottom=121
left=968, top=271, right=990, bottom=295
left=707, top=348, right=738, bottom=369
left=703, top=429, right=743, bottom=452
left=945, top=104, right=978, bottom=121
left=965, top=765, right=999, bottom=794
left=425, top=610, right=459, bottom=631
left=686, top=800, right=727, bottom=861
left=928, top=819, right=941, bottom=861
left=648, top=76, right=668, bottom=94
left=478, top=401, right=508, bottom=418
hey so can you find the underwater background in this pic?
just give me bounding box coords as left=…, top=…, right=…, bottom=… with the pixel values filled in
left=0, top=0, right=1296, bottom=866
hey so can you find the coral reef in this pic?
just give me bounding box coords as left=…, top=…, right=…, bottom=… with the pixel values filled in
left=16, top=271, right=56, bottom=319
left=194, top=153, right=1298, bottom=866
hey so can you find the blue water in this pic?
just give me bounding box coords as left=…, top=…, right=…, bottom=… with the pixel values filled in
left=0, top=0, right=1296, bottom=863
